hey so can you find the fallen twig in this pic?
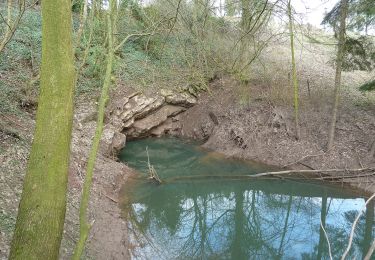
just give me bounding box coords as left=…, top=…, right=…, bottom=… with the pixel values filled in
left=104, top=193, right=118, bottom=203
left=146, top=147, right=162, bottom=184
left=316, top=172, right=375, bottom=180
left=282, top=153, right=324, bottom=168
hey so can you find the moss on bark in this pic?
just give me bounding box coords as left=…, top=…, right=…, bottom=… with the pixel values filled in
left=9, top=0, right=75, bottom=259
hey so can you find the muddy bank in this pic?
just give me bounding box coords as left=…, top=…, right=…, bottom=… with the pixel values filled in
left=0, top=85, right=198, bottom=259
left=60, top=99, right=139, bottom=260
left=0, top=100, right=136, bottom=259
left=177, top=77, right=375, bottom=194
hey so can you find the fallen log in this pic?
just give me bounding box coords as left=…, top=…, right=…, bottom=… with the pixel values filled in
left=162, top=167, right=375, bottom=183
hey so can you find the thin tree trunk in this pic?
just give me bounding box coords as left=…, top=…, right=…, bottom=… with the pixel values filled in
left=9, top=0, right=75, bottom=258
left=287, top=0, right=300, bottom=140
left=362, top=200, right=374, bottom=258
left=327, top=0, right=348, bottom=151
left=75, top=0, right=89, bottom=48
left=231, top=189, right=247, bottom=259
left=0, top=0, right=25, bottom=53
left=277, top=195, right=293, bottom=258
left=317, top=194, right=328, bottom=260
left=72, top=0, right=116, bottom=258
left=239, top=0, right=250, bottom=67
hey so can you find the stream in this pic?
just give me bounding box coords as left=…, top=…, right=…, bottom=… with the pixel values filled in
left=119, top=137, right=374, bottom=260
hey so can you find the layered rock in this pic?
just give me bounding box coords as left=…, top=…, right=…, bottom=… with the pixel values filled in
left=99, top=89, right=196, bottom=155
left=125, top=105, right=185, bottom=139
left=160, top=89, right=197, bottom=107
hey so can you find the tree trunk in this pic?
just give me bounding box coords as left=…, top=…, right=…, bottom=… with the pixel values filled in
left=9, top=0, right=75, bottom=259
left=72, top=0, right=116, bottom=258
left=287, top=0, right=300, bottom=140
left=277, top=195, right=293, bottom=257
left=363, top=200, right=374, bottom=258
left=239, top=0, right=250, bottom=66
left=317, top=194, right=328, bottom=260
left=327, top=0, right=348, bottom=151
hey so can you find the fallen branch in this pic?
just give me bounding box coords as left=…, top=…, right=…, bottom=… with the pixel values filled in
left=282, top=153, right=324, bottom=168
left=104, top=193, right=118, bottom=203
left=114, top=33, right=153, bottom=52
left=146, top=147, right=162, bottom=184
left=316, top=172, right=375, bottom=180
left=164, top=167, right=375, bottom=183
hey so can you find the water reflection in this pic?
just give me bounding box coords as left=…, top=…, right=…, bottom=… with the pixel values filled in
left=119, top=138, right=374, bottom=260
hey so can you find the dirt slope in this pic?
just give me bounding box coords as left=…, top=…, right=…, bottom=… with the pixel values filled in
left=179, top=77, right=375, bottom=194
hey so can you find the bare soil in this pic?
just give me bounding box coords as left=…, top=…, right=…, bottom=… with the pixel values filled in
left=179, top=76, right=375, bottom=194
left=0, top=98, right=137, bottom=260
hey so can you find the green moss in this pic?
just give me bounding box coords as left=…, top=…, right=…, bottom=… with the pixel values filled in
left=9, top=0, right=76, bottom=259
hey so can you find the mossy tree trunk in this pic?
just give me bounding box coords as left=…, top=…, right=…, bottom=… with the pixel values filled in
left=9, top=0, right=75, bottom=259
left=327, top=0, right=348, bottom=151
left=72, top=0, right=116, bottom=258
left=287, top=0, right=300, bottom=140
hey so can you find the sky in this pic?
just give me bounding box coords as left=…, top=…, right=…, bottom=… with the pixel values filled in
left=292, top=0, right=338, bottom=28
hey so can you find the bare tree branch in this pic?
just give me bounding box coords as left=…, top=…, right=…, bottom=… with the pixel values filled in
left=320, top=219, right=333, bottom=260
left=341, top=193, right=375, bottom=260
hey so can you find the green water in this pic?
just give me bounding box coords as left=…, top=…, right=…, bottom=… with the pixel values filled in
left=119, top=137, right=374, bottom=260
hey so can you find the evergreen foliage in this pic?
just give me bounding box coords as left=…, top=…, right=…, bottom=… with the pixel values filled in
left=359, top=79, right=375, bottom=91
left=322, top=0, right=375, bottom=72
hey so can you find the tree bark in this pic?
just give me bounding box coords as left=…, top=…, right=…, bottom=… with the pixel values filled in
left=327, top=0, right=348, bottom=151
left=9, top=0, right=75, bottom=259
left=317, top=194, right=328, bottom=260
left=362, top=200, right=374, bottom=258
left=287, top=0, right=300, bottom=140
left=72, top=0, right=116, bottom=258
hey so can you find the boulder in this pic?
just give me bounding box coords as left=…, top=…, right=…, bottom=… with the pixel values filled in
left=100, top=124, right=126, bottom=156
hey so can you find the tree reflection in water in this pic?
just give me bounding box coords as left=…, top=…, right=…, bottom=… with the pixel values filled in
left=118, top=138, right=374, bottom=260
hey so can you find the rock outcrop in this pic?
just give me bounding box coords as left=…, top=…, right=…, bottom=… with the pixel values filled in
left=99, top=89, right=196, bottom=154
left=160, top=89, right=197, bottom=107
left=101, top=125, right=127, bottom=156
left=125, top=105, right=186, bottom=138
